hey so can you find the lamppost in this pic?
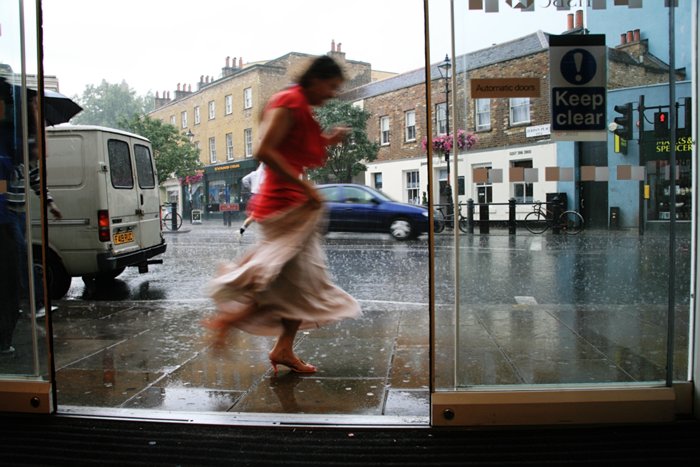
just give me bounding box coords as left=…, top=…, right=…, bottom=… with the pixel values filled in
left=437, top=54, right=453, bottom=210
left=183, top=129, right=195, bottom=219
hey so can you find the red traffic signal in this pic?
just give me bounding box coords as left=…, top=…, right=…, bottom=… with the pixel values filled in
left=654, top=111, right=669, bottom=137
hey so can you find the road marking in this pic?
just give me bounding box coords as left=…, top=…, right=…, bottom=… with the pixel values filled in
left=515, top=296, right=538, bottom=305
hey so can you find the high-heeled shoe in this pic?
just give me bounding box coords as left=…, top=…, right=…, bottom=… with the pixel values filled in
left=270, top=357, right=317, bottom=375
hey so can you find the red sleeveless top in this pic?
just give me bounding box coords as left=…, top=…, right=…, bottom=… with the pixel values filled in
left=251, top=85, right=327, bottom=221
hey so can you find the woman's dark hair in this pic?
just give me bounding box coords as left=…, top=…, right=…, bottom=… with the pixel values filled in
left=298, top=55, right=345, bottom=88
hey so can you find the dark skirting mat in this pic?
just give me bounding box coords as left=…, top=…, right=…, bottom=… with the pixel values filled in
left=1, top=413, right=700, bottom=466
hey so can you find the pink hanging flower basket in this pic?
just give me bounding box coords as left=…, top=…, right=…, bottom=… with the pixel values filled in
left=422, top=129, right=476, bottom=155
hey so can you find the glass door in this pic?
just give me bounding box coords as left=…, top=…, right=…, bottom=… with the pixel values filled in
left=0, top=0, right=55, bottom=414
left=428, top=0, right=696, bottom=425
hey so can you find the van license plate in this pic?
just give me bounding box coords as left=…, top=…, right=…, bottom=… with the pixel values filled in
left=113, top=231, right=134, bottom=245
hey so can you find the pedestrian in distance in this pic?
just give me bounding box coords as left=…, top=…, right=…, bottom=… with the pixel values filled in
left=238, top=162, right=266, bottom=239
left=205, top=55, right=361, bottom=374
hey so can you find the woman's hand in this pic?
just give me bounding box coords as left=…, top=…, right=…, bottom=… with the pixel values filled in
left=303, top=181, right=323, bottom=209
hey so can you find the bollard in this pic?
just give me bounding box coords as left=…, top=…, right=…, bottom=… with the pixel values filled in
left=508, top=198, right=516, bottom=235
left=467, top=199, right=474, bottom=234
left=551, top=197, right=562, bottom=234
left=479, top=203, right=489, bottom=234
left=170, top=202, right=178, bottom=231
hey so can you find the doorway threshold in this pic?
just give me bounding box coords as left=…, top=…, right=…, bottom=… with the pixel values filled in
left=58, top=406, right=430, bottom=428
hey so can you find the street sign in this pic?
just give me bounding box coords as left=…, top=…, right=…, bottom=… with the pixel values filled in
left=471, top=78, right=540, bottom=98
left=549, top=34, right=607, bottom=141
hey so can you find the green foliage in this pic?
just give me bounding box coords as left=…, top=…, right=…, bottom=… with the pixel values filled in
left=309, top=100, right=379, bottom=183
left=71, top=80, right=153, bottom=129
left=119, top=115, right=201, bottom=185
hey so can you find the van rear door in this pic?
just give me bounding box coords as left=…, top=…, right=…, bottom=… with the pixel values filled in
left=132, top=139, right=161, bottom=246
left=105, top=136, right=160, bottom=256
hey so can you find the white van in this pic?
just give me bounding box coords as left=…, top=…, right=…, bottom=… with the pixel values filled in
left=32, top=125, right=167, bottom=298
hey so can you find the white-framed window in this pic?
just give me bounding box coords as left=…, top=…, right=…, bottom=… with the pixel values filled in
left=170, top=115, right=176, bottom=126
left=380, top=116, right=390, bottom=146
left=510, top=97, right=530, bottom=125
left=225, top=133, right=234, bottom=160
left=225, top=95, right=233, bottom=115
left=475, top=99, right=491, bottom=131
left=436, top=103, right=447, bottom=135
left=194, top=106, right=201, bottom=125
left=405, top=170, right=420, bottom=204
left=373, top=172, right=383, bottom=190
left=405, top=110, right=416, bottom=142
left=473, top=164, right=493, bottom=204
left=511, top=160, right=533, bottom=203
left=244, top=88, right=252, bottom=109
left=244, top=128, right=253, bottom=157
left=208, top=100, right=216, bottom=120
left=208, top=137, right=217, bottom=163
left=181, top=111, right=188, bottom=129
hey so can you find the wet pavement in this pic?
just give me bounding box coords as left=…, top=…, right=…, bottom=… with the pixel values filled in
left=2, top=221, right=691, bottom=423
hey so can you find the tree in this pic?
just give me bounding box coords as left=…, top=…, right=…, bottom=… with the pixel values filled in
left=71, top=80, right=154, bottom=129
left=309, top=100, right=379, bottom=183
left=119, top=115, right=201, bottom=185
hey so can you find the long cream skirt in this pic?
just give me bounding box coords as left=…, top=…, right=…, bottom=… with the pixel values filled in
left=206, top=202, right=361, bottom=336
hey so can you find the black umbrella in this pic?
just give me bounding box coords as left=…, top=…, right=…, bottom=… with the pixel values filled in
left=16, top=85, right=83, bottom=126
left=38, top=89, right=83, bottom=126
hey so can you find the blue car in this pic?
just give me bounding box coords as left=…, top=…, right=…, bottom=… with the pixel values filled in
left=317, top=183, right=430, bottom=240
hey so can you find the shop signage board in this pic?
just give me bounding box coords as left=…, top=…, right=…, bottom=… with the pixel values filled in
left=549, top=34, right=607, bottom=141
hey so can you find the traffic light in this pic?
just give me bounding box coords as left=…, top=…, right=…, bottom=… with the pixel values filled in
left=613, top=103, right=633, bottom=140
left=654, top=111, right=669, bottom=137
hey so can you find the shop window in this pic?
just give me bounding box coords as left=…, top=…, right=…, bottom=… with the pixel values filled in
left=511, top=160, right=533, bottom=203
left=406, top=170, right=419, bottom=204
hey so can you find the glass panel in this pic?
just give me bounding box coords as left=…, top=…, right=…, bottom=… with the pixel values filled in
left=432, top=0, right=693, bottom=407
left=1, top=0, right=53, bottom=413
left=134, top=144, right=155, bottom=189
left=108, top=139, right=134, bottom=188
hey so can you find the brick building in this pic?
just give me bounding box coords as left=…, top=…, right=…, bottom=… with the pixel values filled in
left=148, top=42, right=376, bottom=220
left=340, top=12, right=681, bottom=229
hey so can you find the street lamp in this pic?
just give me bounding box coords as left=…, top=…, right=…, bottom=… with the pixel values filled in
left=437, top=54, right=453, bottom=210
left=185, top=129, right=194, bottom=141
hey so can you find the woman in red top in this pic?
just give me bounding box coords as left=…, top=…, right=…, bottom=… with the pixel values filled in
left=206, top=56, right=361, bottom=374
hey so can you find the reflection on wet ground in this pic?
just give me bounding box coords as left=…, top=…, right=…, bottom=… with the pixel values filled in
left=0, top=224, right=691, bottom=421
left=48, top=300, right=430, bottom=418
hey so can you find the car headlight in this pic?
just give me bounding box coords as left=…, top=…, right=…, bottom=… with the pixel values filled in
left=421, top=211, right=429, bottom=217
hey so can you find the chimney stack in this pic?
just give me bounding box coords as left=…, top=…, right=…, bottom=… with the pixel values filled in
left=574, top=9, right=583, bottom=29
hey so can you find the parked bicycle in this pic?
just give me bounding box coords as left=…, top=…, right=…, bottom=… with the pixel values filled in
left=524, top=201, right=584, bottom=235
left=161, top=205, right=183, bottom=231
left=434, top=203, right=469, bottom=233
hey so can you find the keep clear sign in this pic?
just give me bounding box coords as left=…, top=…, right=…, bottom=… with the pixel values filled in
left=549, top=34, right=607, bottom=141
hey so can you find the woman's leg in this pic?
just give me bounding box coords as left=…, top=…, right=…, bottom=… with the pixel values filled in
left=269, top=318, right=316, bottom=374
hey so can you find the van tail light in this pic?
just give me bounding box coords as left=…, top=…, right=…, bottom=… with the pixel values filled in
left=98, top=210, right=110, bottom=242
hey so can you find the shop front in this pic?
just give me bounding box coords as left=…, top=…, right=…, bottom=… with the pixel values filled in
left=642, top=130, right=693, bottom=225
left=203, top=159, right=258, bottom=223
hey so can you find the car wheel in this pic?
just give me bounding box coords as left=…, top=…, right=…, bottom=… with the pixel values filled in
left=389, top=218, right=414, bottom=240
left=39, top=252, right=72, bottom=299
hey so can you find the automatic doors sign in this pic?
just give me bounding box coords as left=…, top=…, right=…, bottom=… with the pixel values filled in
left=549, top=34, right=607, bottom=141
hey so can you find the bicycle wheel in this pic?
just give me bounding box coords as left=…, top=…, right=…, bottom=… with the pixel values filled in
left=458, top=216, right=469, bottom=233
left=524, top=210, right=548, bottom=234
left=434, top=210, right=446, bottom=233
left=559, top=210, right=584, bottom=234
left=163, top=212, right=183, bottom=231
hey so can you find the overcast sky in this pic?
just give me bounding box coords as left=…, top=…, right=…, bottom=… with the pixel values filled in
left=5, top=0, right=572, bottom=98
